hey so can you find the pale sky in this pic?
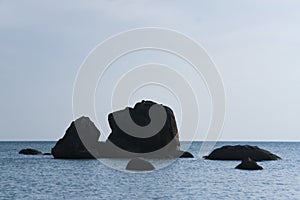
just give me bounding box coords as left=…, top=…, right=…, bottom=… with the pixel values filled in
left=1, top=0, right=300, bottom=141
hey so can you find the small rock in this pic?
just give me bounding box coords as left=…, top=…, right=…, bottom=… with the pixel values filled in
left=126, top=158, right=155, bottom=171
left=204, top=145, right=280, bottom=161
left=19, top=148, right=42, bottom=155
left=179, top=151, right=194, bottom=158
left=235, top=157, right=263, bottom=170
left=43, top=153, right=52, bottom=155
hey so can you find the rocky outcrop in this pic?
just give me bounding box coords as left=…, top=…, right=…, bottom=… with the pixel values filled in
left=235, top=157, right=263, bottom=170
left=126, top=158, right=155, bottom=171
left=107, top=100, right=180, bottom=154
left=19, top=148, right=42, bottom=155
left=204, top=145, right=280, bottom=161
left=51, top=100, right=193, bottom=159
left=51, top=116, right=100, bottom=159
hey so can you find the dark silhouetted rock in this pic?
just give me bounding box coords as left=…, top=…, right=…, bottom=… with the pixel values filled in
left=51, top=100, right=193, bottom=159
left=107, top=100, right=180, bottom=155
left=19, top=148, right=42, bottom=155
left=235, top=157, right=263, bottom=170
left=43, top=153, right=52, bottom=155
left=51, top=116, right=100, bottom=159
left=204, top=145, right=281, bottom=161
left=126, top=158, right=155, bottom=171
left=179, top=151, right=194, bottom=158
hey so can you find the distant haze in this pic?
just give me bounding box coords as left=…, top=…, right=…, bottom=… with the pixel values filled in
left=0, top=1, right=299, bottom=141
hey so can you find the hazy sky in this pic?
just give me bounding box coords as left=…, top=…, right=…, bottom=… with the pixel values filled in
left=1, top=0, right=300, bottom=141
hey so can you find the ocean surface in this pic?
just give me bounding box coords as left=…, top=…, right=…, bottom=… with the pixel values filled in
left=0, top=141, right=299, bottom=199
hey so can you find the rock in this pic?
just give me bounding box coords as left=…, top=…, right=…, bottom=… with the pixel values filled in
left=179, top=151, right=194, bottom=158
left=126, top=158, right=155, bottom=171
left=235, top=157, right=263, bottom=170
left=43, top=153, right=52, bottom=155
left=19, top=148, right=42, bottom=155
left=107, top=100, right=180, bottom=155
left=204, top=145, right=281, bottom=161
left=51, top=116, right=100, bottom=159
left=51, top=100, right=193, bottom=159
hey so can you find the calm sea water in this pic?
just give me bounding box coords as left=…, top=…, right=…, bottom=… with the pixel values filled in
left=0, top=141, right=299, bottom=199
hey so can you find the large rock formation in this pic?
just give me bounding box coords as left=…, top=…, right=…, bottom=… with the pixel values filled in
left=204, top=145, right=280, bottom=161
left=107, top=100, right=180, bottom=154
left=52, top=100, right=193, bottom=159
left=235, top=157, right=263, bottom=170
left=51, top=116, right=100, bottom=158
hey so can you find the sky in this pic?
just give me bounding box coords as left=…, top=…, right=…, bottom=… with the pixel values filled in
left=0, top=0, right=300, bottom=141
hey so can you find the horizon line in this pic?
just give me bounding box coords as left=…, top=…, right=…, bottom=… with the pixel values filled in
left=1, top=140, right=299, bottom=142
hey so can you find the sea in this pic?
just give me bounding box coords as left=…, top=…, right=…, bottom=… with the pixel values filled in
left=0, top=141, right=299, bottom=200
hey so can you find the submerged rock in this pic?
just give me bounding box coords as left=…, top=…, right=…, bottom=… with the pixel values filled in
left=179, top=151, right=194, bottom=158
left=204, top=145, right=280, bottom=161
left=126, top=158, right=155, bottom=171
left=235, top=157, right=263, bottom=170
left=19, top=148, right=42, bottom=155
